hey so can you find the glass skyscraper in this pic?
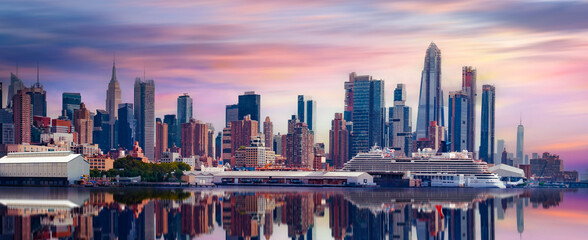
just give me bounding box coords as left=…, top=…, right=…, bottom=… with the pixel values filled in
left=416, top=42, right=444, bottom=139
left=388, top=84, right=412, bottom=157
left=238, top=91, right=260, bottom=131
left=462, top=66, right=477, bottom=153
left=351, top=74, right=385, bottom=157
left=164, top=114, right=179, bottom=148
left=517, top=120, right=525, bottom=165
left=117, top=103, right=135, bottom=150
left=297, top=95, right=316, bottom=132
left=134, top=78, right=155, bottom=161
left=480, top=85, right=495, bottom=163
left=448, top=91, right=469, bottom=151
left=62, top=92, right=81, bottom=121
left=177, top=93, right=193, bottom=125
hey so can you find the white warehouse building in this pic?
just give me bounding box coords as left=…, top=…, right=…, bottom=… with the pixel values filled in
left=0, top=151, right=89, bottom=185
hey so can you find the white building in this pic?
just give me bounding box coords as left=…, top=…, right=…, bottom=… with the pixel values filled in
left=0, top=151, right=89, bottom=185
left=160, top=151, right=196, bottom=170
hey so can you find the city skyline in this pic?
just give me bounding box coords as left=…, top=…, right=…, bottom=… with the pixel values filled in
left=0, top=0, right=587, bottom=170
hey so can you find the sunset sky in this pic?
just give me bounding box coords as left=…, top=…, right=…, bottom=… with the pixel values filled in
left=1, top=0, right=587, bottom=170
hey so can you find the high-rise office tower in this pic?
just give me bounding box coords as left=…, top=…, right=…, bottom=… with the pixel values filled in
left=215, top=132, right=222, bottom=159
left=106, top=59, right=122, bottom=122
left=74, top=103, right=93, bottom=144
left=225, top=104, right=239, bottom=127
left=479, top=85, right=496, bottom=163
left=238, top=91, right=260, bottom=130
left=388, top=84, right=413, bottom=157
left=297, top=95, right=316, bottom=132
left=496, top=139, right=505, bottom=164
left=263, top=116, right=273, bottom=150
left=416, top=42, right=444, bottom=139
left=222, top=124, right=232, bottom=165
left=163, top=114, right=178, bottom=148
left=329, top=113, right=349, bottom=169
left=177, top=93, right=193, bottom=125
left=13, top=89, right=31, bottom=144
left=207, top=123, right=215, bottom=158
left=448, top=91, right=469, bottom=151
left=155, top=118, right=168, bottom=161
left=230, top=115, right=259, bottom=157
left=462, top=66, right=477, bottom=153
left=134, top=78, right=155, bottom=161
left=117, top=103, right=135, bottom=151
left=26, top=66, right=47, bottom=117
left=274, top=133, right=283, bottom=155
left=285, top=116, right=314, bottom=168
left=62, top=92, right=81, bottom=121
left=517, top=120, right=525, bottom=165
left=344, top=73, right=355, bottom=122
left=181, top=119, right=208, bottom=158
left=93, top=109, right=111, bottom=152
left=8, top=73, right=24, bottom=108
left=350, top=74, right=385, bottom=156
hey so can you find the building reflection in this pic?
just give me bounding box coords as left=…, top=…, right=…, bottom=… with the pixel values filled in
left=0, top=188, right=572, bottom=240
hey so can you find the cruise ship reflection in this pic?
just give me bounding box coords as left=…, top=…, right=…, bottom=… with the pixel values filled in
left=0, top=187, right=574, bottom=240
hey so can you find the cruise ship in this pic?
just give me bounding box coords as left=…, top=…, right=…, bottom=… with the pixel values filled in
left=342, top=147, right=505, bottom=188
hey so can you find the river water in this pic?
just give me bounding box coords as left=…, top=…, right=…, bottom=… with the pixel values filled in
left=0, top=187, right=586, bottom=239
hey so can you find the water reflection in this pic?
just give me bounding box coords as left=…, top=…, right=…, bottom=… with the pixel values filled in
left=0, top=187, right=584, bottom=240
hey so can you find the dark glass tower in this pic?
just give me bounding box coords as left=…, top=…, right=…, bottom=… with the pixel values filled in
left=416, top=42, right=444, bottom=139
left=62, top=92, right=81, bottom=121
left=388, top=84, right=412, bottom=157
left=238, top=91, right=260, bottom=131
left=93, top=109, right=111, bottom=152
left=462, top=66, right=477, bottom=153
left=177, top=93, right=193, bottom=125
left=117, top=103, right=135, bottom=150
left=164, top=114, right=179, bottom=148
left=448, top=91, right=469, bottom=151
left=480, top=85, right=495, bottom=163
left=351, top=74, right=385, bottom=157
left=297, top=95, right=316, bottom=132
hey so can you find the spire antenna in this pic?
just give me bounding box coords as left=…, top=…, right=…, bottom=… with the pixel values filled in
left=36, top=62, right=40, bottom=85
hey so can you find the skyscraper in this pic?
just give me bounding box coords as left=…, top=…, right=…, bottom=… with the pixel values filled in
left=496, top=139, right=505, bottom=164
left=26, top=67, right=47, bottom=117
left=134, top=78, right=155, bottom=162
left=62, top=92, right=81, bottom=121
left=230, top=115, right=259, bottom=158
left=177, top=93, right=193, bottom=125
left=297, top=95, right=316, bottom=132
left=285, top=116, right=314, bottom=168
left=13, top=89, right=31, bottom=144
left=344, top=73, right=355, bottom=122
left=225, top=104, right=238, bottom=127
left=74, top=102, right=93, bottom=144
left=215, top=132, right=222, bottom=159
left=350, top=74, right=385, bottom=156
left=117, top=103, right=135, bottom=150
left=106, top=59, right=122, bottom=122
left=93, top=109, right=111, bottom=152
left=517, top=120, right=525, bottom=165
left=207, top=123, right=215, bottom=159
left=222, top=124, right=232, bottom=165
left=416, top=42, right=444, bottom=139
left=8, top=73, right=24, bottom=108
left=155, top=118, right=168, bottom=161
left=480, top=85, right=496, bottom=163
left=163, top=114, right=179, bottom=148
left=263, top=116, right=273, bottom=150
left=388, top=84, right=413, bottom=157
left=329, top=113, right=349, bottom=169
left=448, top=91, right=469, bottom=151
left=238, top=91, right=260, bottom=130
left=462, top=66, right=477, bottom=153
left=181, top=119, right=209, bottom=158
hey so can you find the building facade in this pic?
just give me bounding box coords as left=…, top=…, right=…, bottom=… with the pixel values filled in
left=62, top=92, right=81, bottom=121
left=134, top=78, right=155, bottom=162
left=230, top=115, right=259, bottom=159
left=106, top=60, right=122, bottom=122
left=329, top=113, right=349, bottom=169
left=225, top=104, right=239, bottom=127
left=516, top=121, right=525, bottom=165
left=13, top=89, right=31, bottom=144
left=388, top=84, right=412, bottom=157
left=351, top=74, right=385, bottom=156
left=181, top=119, right=209, bottom=158
left=461, top=66, right=477, bottom=153
left=117, top=103, right=135, bottom=151
left=163, top=114, right=179, bottom=148
left=448, top=91, right=469, bottom=152
left=286, top=117, right=314, bottom=168
left=416, top=42, right=444, bottom=139
left=177, top=93, right=193, bottom=125
left=297, top=95, right=316, bottom=132
left=479, top=85, right=496, bottom=163
left=263, top=116, right=273, bottom=151
left=155, top=118, right=168, bottom=161
left=238, top=91, right=260, bottom=130
left=74, top=103, right=93, bottom=144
